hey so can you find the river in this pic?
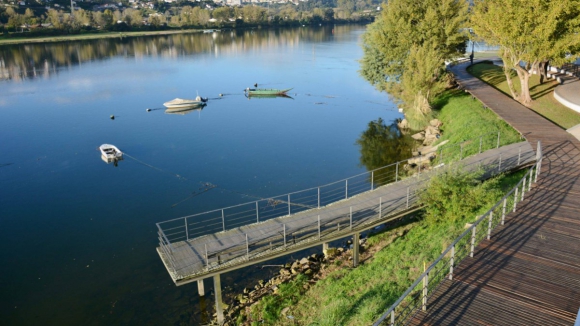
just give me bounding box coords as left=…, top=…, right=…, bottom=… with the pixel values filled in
left=0, top=25, right=410, bottom=325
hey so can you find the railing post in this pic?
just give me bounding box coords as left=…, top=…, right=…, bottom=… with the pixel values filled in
left=528, top=168, right=533, bottom=191
left=379, top=197, right=382, bottom=218
left=318, top=215, right=321, bottom=240
left=498, top=153, right=502, bottom=173
left=470, top=225, right=476, bottom=257
left=395, top=162, right=399, bottom=182
left=288, top=194, right=291, bottom=215
left=371, top=171, right=374, bottom=190
left=501, top=198, right=507, bottom=225
left=390, top=310, right=395, bottom=326
left=449, top=245, right=455, bottom=280
left=256, top=202, right=259, bottom=223
left=521, top=176, right=526, bottom=202
left=205, top=244, right=209, bottom=267
left=497, top=130, right=500, bottom=148
left=221, top=209, right=225, bottom=232
left=422, top=272, right=429, bottom=311
left=246, top=234, right=249, bottom=260
left=318, top=187, right=320, bottom=208
left=349, top=206, right=353, bottom=230
left=535, top=141, right=542, bottom=182
left=487, top=211, right=493, bottom=240
left=345, top=179, right=348, bottom=199
left=283, top=224, right=286, bottom=248
left=479, top=136, right=482, bottom=153
left=518, top=147, right=521, bottom=166
left=406, top=187, right=410, bottom=209
left=185, top=217, right=189, bottom=241
left=513, top=187, right=519, bottom=212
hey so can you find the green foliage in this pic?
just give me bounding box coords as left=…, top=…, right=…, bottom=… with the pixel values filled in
left=249, top=274, right=309, bottom=324
left=359, top=0, right=468, bottom=117
left=420, top=168, right=503, bottom=224
left=471, top=0, right=580, bottom=106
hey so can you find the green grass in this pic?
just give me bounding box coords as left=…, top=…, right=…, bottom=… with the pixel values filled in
left=429, top=89, right=523, bottom=163
left=467, top=62, right=580, bottom=129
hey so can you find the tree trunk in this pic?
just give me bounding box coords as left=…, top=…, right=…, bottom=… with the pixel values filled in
left=501, top=57, right=519, bottom=100
left=515, top=65, right=533, bottom=106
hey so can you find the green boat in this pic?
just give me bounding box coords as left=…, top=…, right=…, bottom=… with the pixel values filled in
left=245, top=88, right=293, bottom=96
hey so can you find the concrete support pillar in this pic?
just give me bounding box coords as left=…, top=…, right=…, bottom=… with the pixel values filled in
left=197, top=279, right=205, bottom=296
left=213, top=274, right=224, bottom=324
left=352, top=233, right=360, bottom=267
left=322, top=242, right=329, bottom=251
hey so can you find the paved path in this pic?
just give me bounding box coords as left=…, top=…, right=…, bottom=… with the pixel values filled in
left=157, top=140, right=535, bottom=285
left=406, top=62, right=580, bottom=325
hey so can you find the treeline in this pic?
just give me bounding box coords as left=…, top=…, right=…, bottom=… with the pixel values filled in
left=0, top=3, right=377, bottom=38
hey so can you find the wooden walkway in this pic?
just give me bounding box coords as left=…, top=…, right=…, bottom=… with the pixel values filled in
left=158, top=141, right=535, bottom=286
left=406, top=63, right=580, bottom=325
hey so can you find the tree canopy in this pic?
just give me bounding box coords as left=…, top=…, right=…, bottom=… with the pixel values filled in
left=471, top=0, right=580, bottom=106
left=359, top=0, right=467, bottom=128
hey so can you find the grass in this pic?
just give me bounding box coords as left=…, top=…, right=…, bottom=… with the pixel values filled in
left=0, top=29, right=205, bottom=45
left=467, top=62, right=580, bottom=129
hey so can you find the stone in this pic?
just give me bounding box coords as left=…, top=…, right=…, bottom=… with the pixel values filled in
left=397, top=119, right=409, bottom=130
left=280, top=269, right=291, bottom=276
left=300, top=257, right=309, bottom=265
left=323, top=247, right=338, bottom=258
left=281, top=307, right=290, bottom=316
left=291, top=268, right=299, bottom=274
left=284, top=263, right=291, bottom=268
left=425, top=126, right=439, bottom=136
left=429, top=119, right=442, bottom=128
left=291, top=261, right=300, bottom=269
left=411, top=131, right=425, bottom=141
left=309, top=254, right=319, bottom=261
left=243, top=287, right=251, bottom=294
left=304, top=269, right=313, bottom=276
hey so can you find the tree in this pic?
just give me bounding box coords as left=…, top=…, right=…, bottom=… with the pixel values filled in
left=471, top=0, right=580, bottom=106
left=212, top=7, right=232, bottom=22
left=359, top=0, right=467, bottom=126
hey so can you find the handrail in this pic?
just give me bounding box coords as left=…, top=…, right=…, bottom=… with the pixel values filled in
left=157, top=131, right=517, bottom=242
left=158, top=142, right=535, bottom=279
left=373, top=141, right=542, bottom=326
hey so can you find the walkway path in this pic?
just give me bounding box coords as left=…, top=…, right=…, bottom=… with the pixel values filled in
left=406, top=62, right=580, bottom=325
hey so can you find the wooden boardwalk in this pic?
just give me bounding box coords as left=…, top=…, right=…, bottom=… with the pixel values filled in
left=406, top=63, right=580, bottom=325
left=158, top=140, right=536, bottom=286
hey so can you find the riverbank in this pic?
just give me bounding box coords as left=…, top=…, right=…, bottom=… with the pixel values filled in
left=220, top=88, right=524, bottom=325
left=0, top=29, right=208, bottom=46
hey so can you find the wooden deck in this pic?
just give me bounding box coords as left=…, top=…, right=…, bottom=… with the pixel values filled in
left=406, top=63, right=580, bottom=325
left=158, top=140, right=536, bottom=286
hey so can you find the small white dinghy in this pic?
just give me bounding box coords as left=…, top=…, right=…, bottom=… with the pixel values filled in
left=100, top=144, right=123, bottom=160
left=163, top=96, right=208, bottom=109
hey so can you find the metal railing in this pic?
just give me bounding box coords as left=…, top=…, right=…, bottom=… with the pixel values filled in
left=561, top=62, right=580, bottom=78
left=157, top=131, right=518, bottom=245
left=157, top=139, right=534, bottom=280
left=373, top=141, right=542, bottom=326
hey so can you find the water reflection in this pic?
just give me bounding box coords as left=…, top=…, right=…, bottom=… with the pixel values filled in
left=0, top=25, right=348, bottom=82
left=356, top=118, right=415, bottom=186
left=246, top=93, right=294, bottom=100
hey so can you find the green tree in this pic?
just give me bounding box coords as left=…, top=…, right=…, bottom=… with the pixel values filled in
left=212, top=7, right=231, bottom=22
left=359, top=0, right=467, bottom=126
left=471, top=0, right=580, bottom=106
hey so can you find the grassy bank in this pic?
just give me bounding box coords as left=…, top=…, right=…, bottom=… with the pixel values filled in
left=0, top=29, right=205, bottom=45
left=234, top=89, right=525, bottom=325
left=467, top=62, right=580, bottom=129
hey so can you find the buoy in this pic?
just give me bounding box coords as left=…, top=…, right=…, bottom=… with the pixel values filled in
left=146, top=108, right=151, bottom=112
left=219, top=93, right=223, bottom=97
left=110, top=115, right=115, bottom=120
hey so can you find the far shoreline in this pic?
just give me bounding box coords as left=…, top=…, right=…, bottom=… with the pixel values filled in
left=0, top=29, right=212, bottom=46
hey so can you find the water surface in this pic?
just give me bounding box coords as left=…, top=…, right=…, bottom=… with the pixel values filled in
left=0, top=25, right=407, bottom=325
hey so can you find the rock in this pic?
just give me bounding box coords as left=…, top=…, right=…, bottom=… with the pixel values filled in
left=291, top=268, right=299, bottom=274
left=304, top=269, right=313, bottom=276
left=273, top=286, right=279, bottom=293
left=281, top=307, right=290, bottom=316
left=303, top=264, right=310, bottom=270
left=337, top=247, right=344, bottom=253
left=411, top=131, right=425, bottom=141
left=243, top=287, right=251, bottom=294
left=430, top=119, right=442, bottom=128
left=309, top=254, right=319, bottom=261
left=425, top=126, right=439, bottom=136
left=398, top=119, right=409, bottom=130
left=258, top=279, right=265, bottom=287
left=300, top=257, right=309, bottom=265
left=284, top=263, right=291, bottom=268
left=291, top=261, right=300, bottom=269
left=280, top=269, right=291, bottom=276
left=323, top=247, right=338, bottom=258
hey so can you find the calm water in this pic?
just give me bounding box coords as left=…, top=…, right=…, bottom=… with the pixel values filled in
left=0, top=25, right=407, bottom=325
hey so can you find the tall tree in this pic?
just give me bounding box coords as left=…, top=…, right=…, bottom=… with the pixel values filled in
left=471, top=0, right=580, bottom=106
left=360, top=0, right=467, bottom=127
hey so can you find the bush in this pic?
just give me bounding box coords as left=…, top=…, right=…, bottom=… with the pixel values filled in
left=420, top=167, right=503, bottom=224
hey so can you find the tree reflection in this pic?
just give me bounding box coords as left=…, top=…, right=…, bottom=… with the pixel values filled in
left=356, top=118, right=415, bottom=186
left=0, top=26, right=336, bottom=81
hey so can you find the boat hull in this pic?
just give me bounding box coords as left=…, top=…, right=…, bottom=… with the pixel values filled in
left=246, top=88, right=293, bottom=96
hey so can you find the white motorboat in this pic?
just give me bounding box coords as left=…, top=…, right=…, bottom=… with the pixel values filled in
left=163, top=96, right=208, bottom=109
left=100, top=144, right=123, bottom=160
